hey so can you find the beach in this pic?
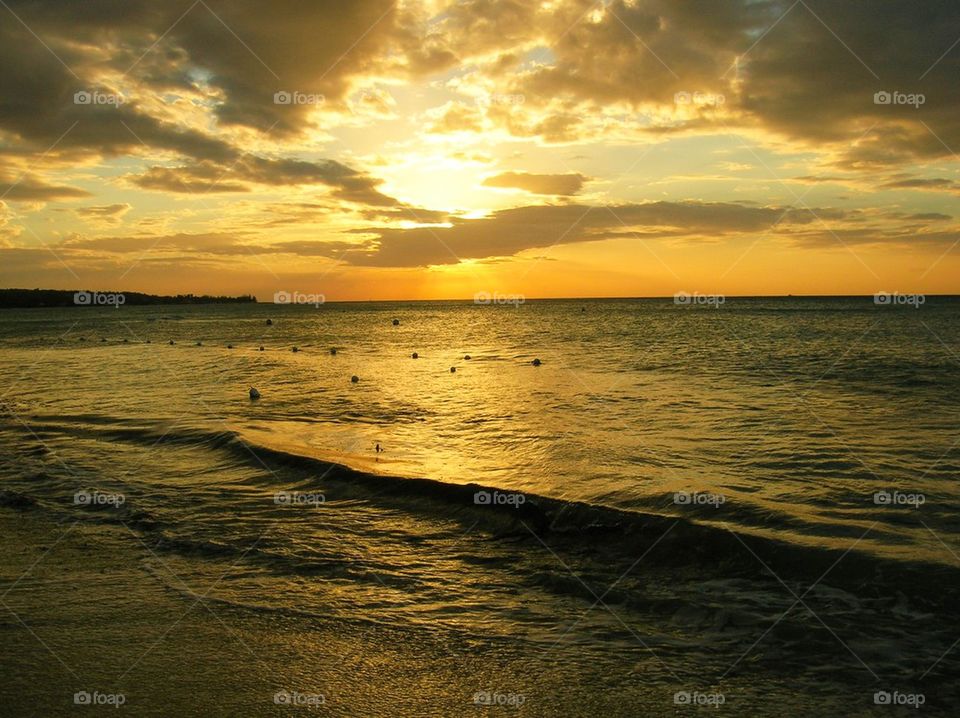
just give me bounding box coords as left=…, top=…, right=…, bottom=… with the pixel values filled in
left=4, top=489, right=950, bottom=717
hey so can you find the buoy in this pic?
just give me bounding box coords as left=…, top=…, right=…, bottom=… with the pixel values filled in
left=122, top=338, right=129, bottom=343
left=532, top=358, right=541, bottom=366
left=146, top=339, right=151, bottom=344
left=249, top=387, right=261, bottom=400
left=351, top=375, right=359, bottom=383
left=392, top=319, right=400, bottom=326
left=450, top=366, right=456, bottom=373
left=375, top=443, right=382, bottom=453
left=266, top=319, right=273, bottom=326
left=411, top=352, right=418, bottom=359
left=464, top=355, right=471, bottom=360
left=292, top=346, right=299, bottom=353
left=330, top=348, right=337, bottom=355
left=169, top=340, right=175, bottom=345
left=79, top=337, right=86, bottom=342
left=101, top=338, right=107, bottom=342
left=259, top=346, right=264, bottom=351
left=196, top=341, right=202, bottom=346
left=227, top=344, right=234, bottom=349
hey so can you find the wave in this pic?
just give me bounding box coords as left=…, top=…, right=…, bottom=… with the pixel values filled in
left=212, top=434, right=960, bottom=607
left=9, top=416, right=960, bottom=610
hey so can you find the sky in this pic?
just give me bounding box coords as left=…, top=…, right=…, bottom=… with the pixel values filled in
left=1, top=0, right=959, bottom=300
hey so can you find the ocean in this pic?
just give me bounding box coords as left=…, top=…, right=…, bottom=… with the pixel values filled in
left=0, top=297, right=958, bottom=716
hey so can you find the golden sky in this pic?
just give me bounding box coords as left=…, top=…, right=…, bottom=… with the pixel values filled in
left=1, top=0, right=958, bottom=299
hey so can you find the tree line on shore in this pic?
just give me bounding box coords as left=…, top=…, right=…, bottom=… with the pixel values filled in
left=0, top=289, right=258, bottom=308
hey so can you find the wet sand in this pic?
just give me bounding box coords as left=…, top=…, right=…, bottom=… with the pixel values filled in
left=3, top=505, right=951, bottom=717
left=0, top=508, right=649, bottom=717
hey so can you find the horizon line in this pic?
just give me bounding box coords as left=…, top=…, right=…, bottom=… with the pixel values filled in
left=1, top=288, right=957, bottom=305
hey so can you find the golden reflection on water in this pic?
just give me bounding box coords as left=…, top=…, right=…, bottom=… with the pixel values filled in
left=0, top=300, right=957, bottom=567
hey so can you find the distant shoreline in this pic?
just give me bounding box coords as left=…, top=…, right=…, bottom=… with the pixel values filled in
left=0, top=289, right=957, bottom=308
left=0, top=289, right=257, bottom=309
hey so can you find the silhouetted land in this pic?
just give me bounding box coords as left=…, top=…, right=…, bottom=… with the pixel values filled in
left=0, top=289, right=257, bottom=308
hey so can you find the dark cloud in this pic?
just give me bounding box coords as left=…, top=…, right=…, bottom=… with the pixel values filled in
left=784, top=226, right=960, bottom=249
left=6, top=0, right=960, bottom=170
left=0, top=17, right=238, bottom=162
left=60, top=230, right=371, bottom=259
left=0, top=174, right=91, bottom=201
left=29, top=198, right=955, bottom=271
left=61, top=231, right=256, bottom=256
left=905, top=212, right=952, bottom=221
left=0, top=0, right=406, bottom=209
left=345, top=201, right=852, bottom=267
left=128, top=156, right=399, bottom=204
left=131, top=165, right=251, bottom=194
left=443, top=0, right=960, bottom=169
left=0, top=0, right=404, bottom=134
left=881, top=177, right=958, bottom=191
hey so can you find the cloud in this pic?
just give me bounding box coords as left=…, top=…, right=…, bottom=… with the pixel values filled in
left=75, top=204, right=131, bottom=218
left=0, top=175, right=91, bottom=201
left=904, top=212, right=952, bottom=221
left=424, top=0, right=960, bottom=170
left=127, top=156, right=401, bottom=205
left=784, top=226, right=960, bottom=249
left=345, top=200, right=851, bottom=267
left=74, top=203, right=131, bottom=225
left=482, top=171, right=587, bottom=195
left=61, top=231, right=256, bottom=256
left=426, top=102, right=485, bottom=133
left=0, top=2, right=409, bottom=213
left=5, top=0, right=960, bottom=172
left=0, top=201, right=21, bottom=243
left=0, top=0, right=407, bottom=135
left=1, top=0, right=959, bottom=294
left=130, top=166, right=251, bottom=194
left=880, top=177, right=958, bottom=192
